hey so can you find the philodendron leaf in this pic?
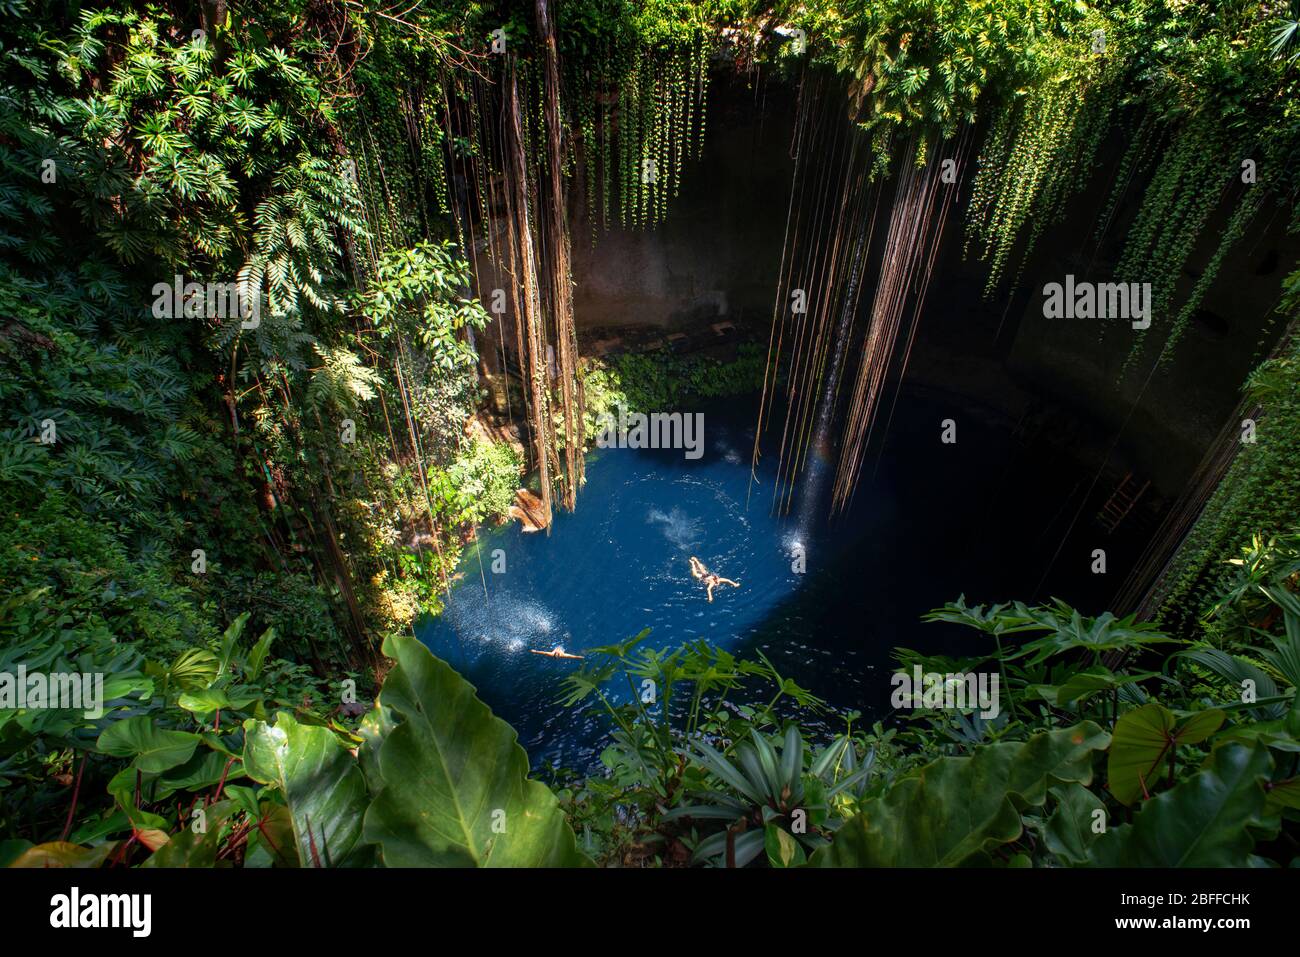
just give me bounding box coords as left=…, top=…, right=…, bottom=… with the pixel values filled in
left=96, top=717, right=201, bottom=774
left=244, top=802, right=297, bottom=868
left=156, top=748, right=241, bottom=800
left=362, top=633, right=591, bottom=867
left=809, top=722, right=1110, bottom=867
left=1089, top=743, right=1278, bottom=866
left=140, top=800, right=240, bottom=868
left=6, top=842, right=115, bottom=869
left=1266, top=776, right=1300, bottom=811
left=243, top=713, right=368, bottom=867
left=1041, top=783, right=1106, bottom=865
left=1107, top=703, right=1225, bottom=805
left=356, top=701, right=397, bottom=792
left=1106, top=703, right=1174, bottom=806
left=177, top=688, right=234, bottom=715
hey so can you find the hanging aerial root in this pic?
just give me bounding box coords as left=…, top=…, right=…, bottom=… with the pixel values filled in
left=751, top=71, right=884, bottom=517
left=504, top=56, right=556, bottom=527
left=537, top=0, right=584, bottom=511
left=831, top=132, right=970, bottom=514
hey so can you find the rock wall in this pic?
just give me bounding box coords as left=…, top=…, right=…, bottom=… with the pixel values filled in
left=566, top=72, right=797, bottom=335
left=477, top=71, right=1297, bottom=499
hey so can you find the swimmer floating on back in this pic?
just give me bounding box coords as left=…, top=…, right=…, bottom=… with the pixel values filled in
left=689, top=556, right=740, bottom=602
left=530, top=645, right=584, bottom=660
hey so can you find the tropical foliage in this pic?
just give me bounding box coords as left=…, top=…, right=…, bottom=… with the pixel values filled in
left=4, top=0, right=1300, bottom=870
left=536, top=563, right=1299, bottom=867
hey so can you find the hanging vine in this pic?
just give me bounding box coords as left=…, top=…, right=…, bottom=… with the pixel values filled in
left=1113, top=115, right=1244, bottom=366
left=965, top=14, right=1129, bottom=293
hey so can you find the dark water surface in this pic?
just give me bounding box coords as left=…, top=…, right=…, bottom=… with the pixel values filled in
left=417, top=390, right=1126, bottom=772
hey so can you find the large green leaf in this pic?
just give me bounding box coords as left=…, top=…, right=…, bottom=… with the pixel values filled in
left=6, top=842, right=115, bottom=869
left=765, top=823, right=806, bottom=867
left=356, top=701, right=397, bottom=791
left=164, top=648, right=220, bottom=692
left=96, top=717, right=201, bottom=774
left=155, top=748, right=242, bottom=800
left=177, top=687, right=256, bottom=716
left=244, top=802, right=297, bottom=868
left=140, top=800, right=241, bottom=868
left=1015, top=605, right=1176, bottom=665
left=1107, top=703, right=1224, bottom=806
left=242, top=712, right=368, bottom=867
left=362, top=633, right=591, bottom=867
left=810, top=722, right=1109, bottom=866
left=1089, top=743, right=1278, bottom=866
left=245, top=626, right=276, bottom=681
left=1032, top=667, right=1159, bottom=708
left=1041, top=783, right=1106, bottom=865
left=218, top=612, right=251, bottom=677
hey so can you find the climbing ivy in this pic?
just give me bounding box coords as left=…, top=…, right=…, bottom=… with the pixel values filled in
left=1154, top=273, right=1300, bottom=639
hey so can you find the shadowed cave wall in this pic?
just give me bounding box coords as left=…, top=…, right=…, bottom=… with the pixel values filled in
left=473, top=69, right=1297, bottom=505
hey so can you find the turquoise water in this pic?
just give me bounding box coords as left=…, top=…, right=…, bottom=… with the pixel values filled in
left=417, top=391, right=1125, bottom=772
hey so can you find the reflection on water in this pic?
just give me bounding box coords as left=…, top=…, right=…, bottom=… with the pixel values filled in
left=417, top=391, right=1123, bottom=773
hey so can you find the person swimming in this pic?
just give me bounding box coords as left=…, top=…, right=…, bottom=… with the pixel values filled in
left=530, top=645, right=584, bottom=659
left=688, top=556, right=740, bottom=602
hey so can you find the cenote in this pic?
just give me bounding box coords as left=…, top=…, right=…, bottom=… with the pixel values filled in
left=15, top=0, right=1300, bottom=879
left=420, top=384, right=1140, bottom=773
left=405, top=67, right=1276, bottom=779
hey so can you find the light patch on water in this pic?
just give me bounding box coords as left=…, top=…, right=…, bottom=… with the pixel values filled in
left=448, top=594, right=556, bottom=650
left=647, top=506, right=701, bottom=549
left=716, top=441, right=743, bottom=465
left=513, top=603, right=555, bottom=636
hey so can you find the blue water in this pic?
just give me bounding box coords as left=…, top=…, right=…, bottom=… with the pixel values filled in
left=418, top=391, right=1126, bottom=773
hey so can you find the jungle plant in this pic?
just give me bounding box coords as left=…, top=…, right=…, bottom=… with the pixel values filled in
left=1273, top=4, right=1300, bottom=64
left=881, top=579, right=1300, bottom=866
left=795, top=0, right=1078, bottom=167
left=811, top=721, right=1112, bottom=866
left=1202, top=531, right=1300, bottom=642
left=7, top=633, right=590, bottom=868
left=356, top=242, right=490, bottom=374
left=442, top=437, right=522, bottom=525
left=555, top=631, right=838, bottom=863
left=1153, top=292, right=1300, bottom=640
left=919, top=596, right=1176, bottom=732
left=664, top=723, right=880, bottom=867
